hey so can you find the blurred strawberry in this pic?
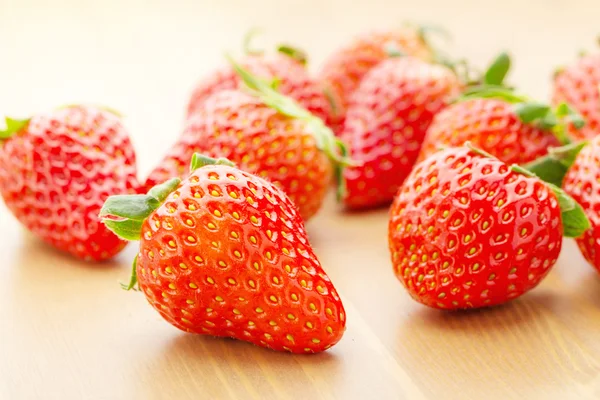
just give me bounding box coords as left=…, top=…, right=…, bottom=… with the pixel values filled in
left=319, top=26, right=436, bottom=132
left=553, top=53, right=600, bottom=140
left=340, top=56, right=461, bottom=209
left=419, top=86, right=584, bottom=165
left=0, top=106, right=138, bottom=261
left=186, top=49, right=332, bottom=127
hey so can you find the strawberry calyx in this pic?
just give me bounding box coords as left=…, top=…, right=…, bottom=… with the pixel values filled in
left=522, top=141, right=588, bottom=187
left=457, top=86, right=584, bottom=145
left=0, top=117, right=30, bottom=141
left=465, top=142, right=590, bottom=238
left=227, top=55, right=356, bottom=198
left=101, top=154, right=235, bottom=291
left=99, top=177, right=181, bottom=241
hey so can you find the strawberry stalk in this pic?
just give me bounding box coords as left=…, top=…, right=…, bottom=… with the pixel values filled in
left=466, top=142, right=590, bottom=238
left=226, top=55, right=355, bottom=198
left=0, top=117, right=30, bottom=140
left=242, top=28, right=308, bottom=65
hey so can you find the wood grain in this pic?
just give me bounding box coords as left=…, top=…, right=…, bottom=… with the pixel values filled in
left=2, top=0, right=600, bottom=399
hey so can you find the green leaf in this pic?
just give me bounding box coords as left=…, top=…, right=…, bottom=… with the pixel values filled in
left=547, top=183, right=590, bottom=238
left=523, top=141, right=588, bottom=187
left=120, top=254, right=139, bottom=291
left=103, top=219, right=144, bottom=241
left=483, top=52, right=511, bottom=86
left=455, top=85, right=529, bottom=104
left=513, top=102, right=551, bottom=123
left=100, top=179, right=181, bottom=241
left=99, top=194, right=161, bottom=221
left=563, top=103, right=585, bottom=129
left=0, top=117, right=30, bottom=140
left=147, top=178, right=183, bottom=203
left=276, top=44, right=308, bottom=65
left=189, top=154, right=235, bottom=172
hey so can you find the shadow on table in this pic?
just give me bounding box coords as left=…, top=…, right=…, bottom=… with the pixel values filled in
left=394, top=292, right=596, bottom=399
left=573, top=270, right=600, bottom=306
left=13, top=232, right=131, bottom=271
left=139, top=332, right=342, bottom=400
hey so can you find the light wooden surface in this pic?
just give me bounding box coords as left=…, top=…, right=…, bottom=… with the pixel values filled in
left=2, top=0, right=600, bottom=399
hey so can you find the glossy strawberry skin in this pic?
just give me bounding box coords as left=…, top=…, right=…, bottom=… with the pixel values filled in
left=319, top=29, right=433, bottom=132
left=137, top=165, right=346, bottom=353
left=145, top=90, right=333, bottom=220
left=0, top=106, right=138, bottom=261
left=341, top=57, right=461, bottom=209
left=563, top=136, right=600, bottom=271
left=389, top=147, right=562, bottom=309
left=419, top=98, right=561, bottom=164
left=186, top=53, right=332, bottom=127
left=553, top=53, right=600, bottom=140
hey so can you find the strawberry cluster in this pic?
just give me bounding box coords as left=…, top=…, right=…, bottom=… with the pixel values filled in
left=1, top=26, right=599, bottom=352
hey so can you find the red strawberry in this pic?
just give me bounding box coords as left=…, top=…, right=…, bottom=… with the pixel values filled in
left=419, top=88, right=585, bottom=164
left=559, top=137, right=600, bottom=272
left=145, top=58, right=350, bottom=221
left=319, top=27, right=434, bottom=132
left=340, top=56, right=461, bottom=209
left=101, top=154, right=346, bottom=353
left=0, top=106, right=138, bottom=261
left=553, top=53, right=600, bottom=140
left=186, top=52, right=333, bottom=127
left=389, top=144, right=588, bottom=309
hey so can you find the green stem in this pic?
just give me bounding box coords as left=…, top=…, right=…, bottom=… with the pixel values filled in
left=226, top=54, right=355, bottom=171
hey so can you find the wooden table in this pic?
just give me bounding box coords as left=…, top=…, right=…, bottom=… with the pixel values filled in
left=2, top=0, right=600, bottom=398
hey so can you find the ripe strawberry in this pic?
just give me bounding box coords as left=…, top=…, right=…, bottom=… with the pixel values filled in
left=319, top=27, right=434, bottom=132
left=553, top=53, right=600, bottom=140
left=560, top=137, right=600, bottom=272
left=340, top=56, right=461, bottom=209
left=389, top=144, right=588, bottom=310
left=419, top=88, right=585, bottom=164
left=145, top=58, right=350, bottom=221
left=101, top=154, right=346, bottom=353
left=0, top=106, right=138, bottom=261
left=186, top=52, right=333, bottom=127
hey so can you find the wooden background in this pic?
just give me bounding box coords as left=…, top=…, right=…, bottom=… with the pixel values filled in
left=2, top=0, right=600, bottom=399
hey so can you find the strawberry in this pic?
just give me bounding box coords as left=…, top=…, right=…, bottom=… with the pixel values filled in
left=340, top=56, right=461, bottom=209
left=389, top=144, right=589, bottom=310
left=100, top=154, right=346, bottom=353
left=0, top=106, right=138, bottom=261
left=419, top=87, right=585, bottom=164
left=145, top=57, right=350, bottom=221
left=186, top=51, right=333, bottom=127
left=536, top=137, right=600, bottom=273
left=319, top=27, right=435, bottom=132
left=553, top=53, right=600, bottom=140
